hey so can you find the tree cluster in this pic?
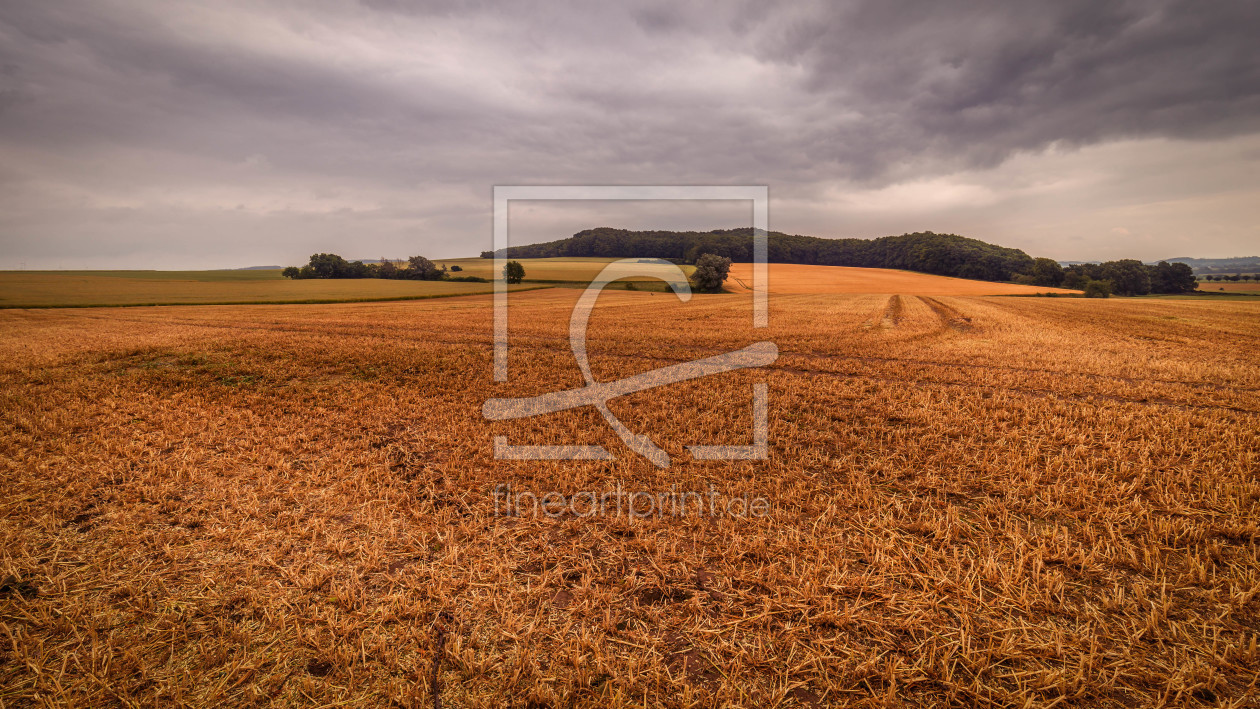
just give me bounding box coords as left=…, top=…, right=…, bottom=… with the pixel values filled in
left=281, top=254, right=487, bottom=282
left=1058, top=260, right=1198, bottom=297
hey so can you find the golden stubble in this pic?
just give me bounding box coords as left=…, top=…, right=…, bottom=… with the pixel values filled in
left=0, top=291, right=1258, bottom=707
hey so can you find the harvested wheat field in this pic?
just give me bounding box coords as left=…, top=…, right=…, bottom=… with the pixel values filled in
left=2, top=291, right=1259, bottom=707
left=725, top=263, right=1081, bottom=295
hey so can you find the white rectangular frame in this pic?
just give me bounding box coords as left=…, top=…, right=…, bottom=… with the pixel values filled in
left=492, top=185, right=769, bottom=381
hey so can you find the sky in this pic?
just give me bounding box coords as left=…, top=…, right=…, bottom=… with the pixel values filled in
left=1, top=0, right=1258, bottom=269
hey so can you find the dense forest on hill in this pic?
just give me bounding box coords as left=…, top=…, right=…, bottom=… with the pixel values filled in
left=483, top=228, right=1036, bottom=282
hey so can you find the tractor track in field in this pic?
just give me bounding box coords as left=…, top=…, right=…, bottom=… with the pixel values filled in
left=919, top=296, right=974, bottom=332
left=881, top=295, right=903, bottom=329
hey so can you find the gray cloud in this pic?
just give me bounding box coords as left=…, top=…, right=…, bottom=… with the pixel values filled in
left=1, top=0, right=1257, bottom=268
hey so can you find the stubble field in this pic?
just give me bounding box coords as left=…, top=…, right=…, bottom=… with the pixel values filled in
left=1, top=289, right=1259, bottom=707
left=724, top=264, right=1082, bottom=296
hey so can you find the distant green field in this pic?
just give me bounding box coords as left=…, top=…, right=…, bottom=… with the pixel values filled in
left=434, top=257, right=695, bottom=283
left=26, top=269, right=290, bottom=282
left=0, top=271, right=541, bottom=308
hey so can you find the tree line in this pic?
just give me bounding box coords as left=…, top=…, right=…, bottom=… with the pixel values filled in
left=483, top=228, right=1036, bottom=282
left=1202, top=274, right=1257, bottom=282
left=482, top=228, right=1200, bottom=295
left=281, top=254, right=486, bottom=282
left=1055, top=260, right=1198, bottom=297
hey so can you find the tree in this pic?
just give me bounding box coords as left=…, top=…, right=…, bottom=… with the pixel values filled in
left=1149, top=261, right=1197, bottom=293
left=405, top=255, right=444, bottom=281
left=1099, top=259, right=1151, bottom=296
left=1084, top=279, right=1112, bottom=298
left=281, top=266, right=302, bottom=279
left=378, top=258, right=399, bottom=279
left=450, top=265, right=463, bottom=272
left=307, top=253, right=352, bottom=279
left=1062, top=270, right=1090, bottom=291
left=503, top=261, right=525, bottom=284
left=1026, top=257, right=1065, bottom=287
left=692, top=253, right=732, bottom=293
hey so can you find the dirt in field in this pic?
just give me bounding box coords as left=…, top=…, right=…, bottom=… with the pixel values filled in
left=1, top=291, right=1258, bottom=707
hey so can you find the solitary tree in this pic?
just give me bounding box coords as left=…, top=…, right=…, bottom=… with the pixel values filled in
left=503, top=261, right=525, bottom=284
left=692, top=253, right=732, bottom=293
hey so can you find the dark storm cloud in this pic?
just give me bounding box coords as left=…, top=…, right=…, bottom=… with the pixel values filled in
left=760, top=1, right=1260, bottom=176
left=0, top=0, right=1257, bottom=267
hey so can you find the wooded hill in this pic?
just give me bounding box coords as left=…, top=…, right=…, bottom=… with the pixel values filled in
left=482, top=228, right=1037, bottom=282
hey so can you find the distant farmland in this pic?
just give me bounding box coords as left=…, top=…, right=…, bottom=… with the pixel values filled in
left=1199, top=281, right=1260, bottom=294
left=0, top=271, right=541, bottom=308
left=434, top=257, right=696, bottom=283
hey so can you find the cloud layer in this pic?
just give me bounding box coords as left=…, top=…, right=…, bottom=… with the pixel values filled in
left=2, top=0, right=1258, bottom=267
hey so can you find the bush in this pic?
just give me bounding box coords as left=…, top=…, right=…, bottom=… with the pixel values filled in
left=692, top=253, right=732, bottom=293
left=450, top=265, right=463, bottom=272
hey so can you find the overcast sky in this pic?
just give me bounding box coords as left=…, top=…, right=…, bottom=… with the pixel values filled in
left=1, top=1, right=1258, bottom=269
